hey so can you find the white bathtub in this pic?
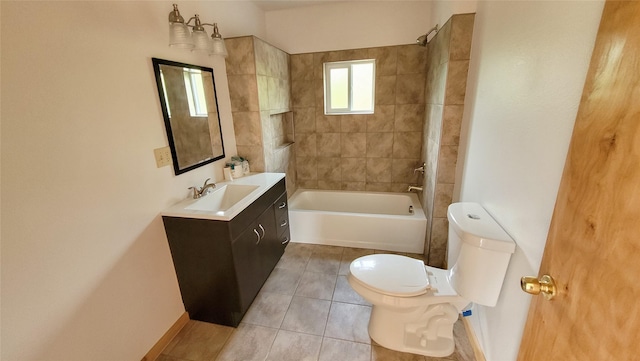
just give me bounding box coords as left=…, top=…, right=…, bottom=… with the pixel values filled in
left=288, top=189, right=427, bottom=253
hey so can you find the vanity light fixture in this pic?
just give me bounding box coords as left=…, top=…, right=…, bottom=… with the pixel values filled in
left=168, top=4, right=228, bottom=58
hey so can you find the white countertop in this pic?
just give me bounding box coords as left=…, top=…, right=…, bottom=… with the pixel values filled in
left=161, top=173, right=285, bottom=221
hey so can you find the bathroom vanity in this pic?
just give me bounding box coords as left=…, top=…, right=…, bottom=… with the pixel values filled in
left=161, top=173, right=289, bottom=326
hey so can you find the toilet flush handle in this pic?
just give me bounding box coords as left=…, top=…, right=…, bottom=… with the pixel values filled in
left=520, top=274, right=557, bottom=300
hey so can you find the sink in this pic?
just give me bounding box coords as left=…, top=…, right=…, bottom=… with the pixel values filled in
left=185, top=184, right=260, bottom=212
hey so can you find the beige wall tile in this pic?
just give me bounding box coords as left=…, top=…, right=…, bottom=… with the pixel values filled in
left=368, top=47, right=397, bottom=77
left=296, top=133, right=317, bottom=157
left=341, top=158, right=366, bottom=182
left=318, top=180, right=341, bottom=190
left=436, top=145, right=458, bottom=184
left=317, top=157, right=342, bottom=181
left=444, top=60, right=470, bottom=105
left=225, top=37, right=255, bottom=75
left=296, top=157, right=317, bottom=180
left=450, top=14, right=475, bottom=61
left=390, top=183, right=411, bottom=193
left=316, top=115, right=341, bottom=133
left=396, top=74, right=426, bottom=104
left=341, top=182, right=365, bottom=191
left=366, top=132, right=393, bottom=158
left=317, top=133, right=341, bottom=158
left=441, top=105, right=463, bottom=145
left=395, top=104, right=425, bottom=132
left=298, top=179, right=318, bottom=189
left=228, top=74, right=260, bottom=112
left=313, top=52, right=332, bottom=80
left=367, top=105, right=395, bottom=132
left=341, top=133, right=366, bottom=158
left=428, top=19, right=452, bottom=68
left=365, top=182, right=392, bottom=192
left=396, top=45, right=428, bottom=75
left=341, top=115, right=367, bottom=133
left=233, top=111, right=262, bottom=146
left=257, top=75, right=270, bottom=110
left=391, top=158, right=420, bottom=184
left=393, top=132, right=422, bottom=159
left=291, top=54, right=314, bottom=81
left=433, top=183, right=454, bottom=218
left=426, top=104, right=444, bottom=143
left=366, top=158, right=392, bottom=183
left=294, top=107, right=316, bottom=133
left=426, top=62, right=448, bottom=105
left=375, top=75, right=397, bottom=105
left=253, top=37, right=270, bottom=76
left=237, top=145, right=264, bottom=172
left=291, top=78, right=315, bottom=108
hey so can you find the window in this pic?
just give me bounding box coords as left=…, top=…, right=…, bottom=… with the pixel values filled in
left=323, top=59, right=375, bottom=115
left=183, top=68, right=208, bottom=117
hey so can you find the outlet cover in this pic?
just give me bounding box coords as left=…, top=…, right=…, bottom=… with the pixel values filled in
left=154, top=147, right=172, bottom=168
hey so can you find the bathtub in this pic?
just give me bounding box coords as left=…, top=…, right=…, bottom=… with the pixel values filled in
left=288, top=189, right=427, bottom=253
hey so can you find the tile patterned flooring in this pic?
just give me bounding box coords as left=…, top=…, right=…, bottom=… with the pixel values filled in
left=158, top=243, right=475, bottom=361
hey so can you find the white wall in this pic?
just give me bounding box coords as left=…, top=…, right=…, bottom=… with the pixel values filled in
left=458, top=1, right=604, bottom=360
left=0, top=1, right=265, bottom=360
left=264, top=1, right=433, bottom=53
left=430, top=0, right=477, bottom=29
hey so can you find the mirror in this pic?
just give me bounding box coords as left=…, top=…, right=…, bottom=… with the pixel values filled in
left=152, top=58, right=225, bottom=175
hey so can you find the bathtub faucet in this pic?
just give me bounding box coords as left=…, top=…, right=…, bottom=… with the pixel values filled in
left=408, top=186, right=423, bottom=192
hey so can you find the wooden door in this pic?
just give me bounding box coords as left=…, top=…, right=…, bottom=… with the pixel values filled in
left=517, top=1, right=640, bottom=359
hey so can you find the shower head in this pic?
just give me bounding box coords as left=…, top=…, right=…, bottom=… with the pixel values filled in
left=416, top=24, right=439, bottom=46
left=416, top=34, right=428, bottom=47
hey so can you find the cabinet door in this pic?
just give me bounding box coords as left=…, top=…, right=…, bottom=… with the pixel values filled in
left=231, top=222, right=264, bottom=313
left=256, top=205, right=280, bottom=276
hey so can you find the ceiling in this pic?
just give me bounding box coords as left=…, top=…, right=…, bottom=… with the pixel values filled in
left=251, top=0, right=345, bottom=12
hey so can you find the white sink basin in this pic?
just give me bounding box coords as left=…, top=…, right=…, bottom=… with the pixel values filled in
left=185, top=184, right=260, bottom=212
left=162, top=173, right=285, bottom=221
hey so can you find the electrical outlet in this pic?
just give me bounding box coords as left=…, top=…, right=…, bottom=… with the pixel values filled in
left=154, top=147, right=172, bottom=168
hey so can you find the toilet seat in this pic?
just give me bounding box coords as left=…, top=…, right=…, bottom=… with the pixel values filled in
left=349, top=254, right=430, bottom=297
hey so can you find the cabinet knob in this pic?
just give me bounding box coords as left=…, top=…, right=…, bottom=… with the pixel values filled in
left=280, top=220, right=288, bottom=227
left=281, top=237, right=290, bottom=245
left=278, top=202, right=286, bottom=209
left=258, top=224, right=265, bottom=239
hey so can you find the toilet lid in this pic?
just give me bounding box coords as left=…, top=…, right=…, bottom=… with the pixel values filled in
left=349, top=254, right=430, bottom=297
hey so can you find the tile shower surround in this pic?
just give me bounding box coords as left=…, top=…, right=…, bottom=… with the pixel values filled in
left=158, top=243, right=475, bottom=361
left=290, top=45, right=428, bottom=192
left=421, top=14, right=475, bottom=267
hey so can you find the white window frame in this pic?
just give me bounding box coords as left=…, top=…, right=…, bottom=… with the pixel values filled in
left=323, top=59, right=376, bottom=115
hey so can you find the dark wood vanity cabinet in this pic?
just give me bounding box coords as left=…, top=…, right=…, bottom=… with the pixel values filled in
left=162, top=178, right=289, bottom=327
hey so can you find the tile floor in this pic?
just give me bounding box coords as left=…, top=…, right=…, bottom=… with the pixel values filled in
left=159, top=243, right=475, bottom=361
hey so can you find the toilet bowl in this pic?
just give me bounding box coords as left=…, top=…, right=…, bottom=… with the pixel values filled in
left=348, top=202, right=515, bottom=357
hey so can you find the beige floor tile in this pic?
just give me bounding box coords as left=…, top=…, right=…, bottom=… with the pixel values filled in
left=214, top=323, right=278, bottom=361
left=261, top=267, right=302, bottom=295
left=324, top=302, right=372, bottom=344
left=162, top=320, right=232, bottom=361
left=295, top=271, right=337, bottom=300
left=310, top=244, right=345, bottom=256
left=281, top=296, right=331, bottom=336
left=333, top=275, right=370, bottom=306
left=242, top=291, right=293, bottom=328
left=451, top=319, right=475, bottom=361
left=306, top=252, right=342, bottom=274
left=319, top=337, right=371, bottom=361
left=371, top=345, right=427, bottom=361
left=266, top=330, right=323, bottom=361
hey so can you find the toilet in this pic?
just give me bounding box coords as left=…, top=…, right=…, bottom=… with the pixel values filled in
left=348, top=202, right=515, bottom=357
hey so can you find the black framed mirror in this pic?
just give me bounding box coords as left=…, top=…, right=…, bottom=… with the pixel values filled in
left=152, top=58, right=225, bottom=175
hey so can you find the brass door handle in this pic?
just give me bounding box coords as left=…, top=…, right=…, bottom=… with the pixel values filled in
left=521, top=274, right=557, bottom=300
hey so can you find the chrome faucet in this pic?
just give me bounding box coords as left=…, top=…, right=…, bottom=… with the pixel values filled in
left=414, top=162, right=426, bottom=176
left=189, top=178, right=217, bottom=199
left=408, top=185, right=423, bottom=192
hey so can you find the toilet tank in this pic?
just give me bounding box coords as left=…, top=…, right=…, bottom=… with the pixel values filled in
left=447, top=202, right=515, bottom=307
